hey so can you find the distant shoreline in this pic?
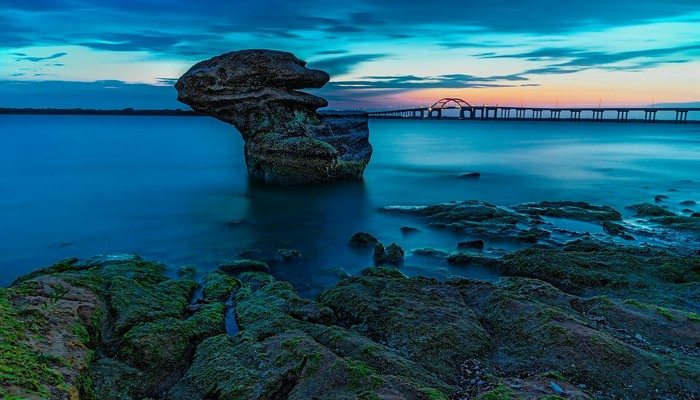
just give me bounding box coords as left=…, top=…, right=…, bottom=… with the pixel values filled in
left=0, top=107, right=203, bottom=116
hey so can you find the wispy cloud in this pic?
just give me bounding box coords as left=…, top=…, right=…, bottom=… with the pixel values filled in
left=13, top=52, right=67, bottom=62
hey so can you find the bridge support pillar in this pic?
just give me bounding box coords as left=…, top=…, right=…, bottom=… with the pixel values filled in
left=550, top=109, right=561, bottom=121
left=570, top=110, right=581, bottom=122
left=616, top=110, right=629, bottom=123
left=592, top=110, right=604, bottom=122
left=533, top=109, right=543, bottom=121
left=644, top=110, right=656, bottom=123
left=675, top=110, right=688, bottom=124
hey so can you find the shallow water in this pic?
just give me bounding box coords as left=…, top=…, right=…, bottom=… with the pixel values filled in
left=1, top=116, right=699, bottom=295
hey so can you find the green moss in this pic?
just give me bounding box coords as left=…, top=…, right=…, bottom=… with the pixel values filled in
left=120, top=302, right=225, bottom=370
left=476, top=384, right=521, bottom=399
left=687, top=312, right=700, bottom=322
left=540, top=370, right=568, bottom=382
left=0, top=288, right=67, bottom=398
left=421, top=387, right=450, bottom=400
left=342, top=359, right=383, bottom=390
left=109, top=276, right=197, bottom=335
left=73, top=322, right=90, bottom=345
left=203, top=271, right=240, bottom=301
left=623, top=299, right=649, bottom=309
left=655, top=307, right=676, bottom=320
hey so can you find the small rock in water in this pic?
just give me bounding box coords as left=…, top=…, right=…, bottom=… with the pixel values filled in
left=276, top=249, right=301, bottom=261
left=457, top=239, right=485, bottom=250
left=691, top=212, right=700, bottom=218
left=374, top=242, right=405, bottom=265
left=219, top=259, right=270, bottom=274
left=550, top=381, right=565, bottom=394
left=680, top=200, right=696, bottom=206
left=400, top=226, right=419, bottom=233
left=655, top=195, right=669, bottom=202
left=349, top=232, right=379, bottom=247
left=226, top=220, right=248, bottom=228
left=459, top=172, right=481, bottom=179
left=635, top=334, right=644, bottom=341
left=412, top=248, right=450, bottom=258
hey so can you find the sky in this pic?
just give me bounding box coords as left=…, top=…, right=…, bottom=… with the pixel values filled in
left=1, top=0, right=699, bottom=110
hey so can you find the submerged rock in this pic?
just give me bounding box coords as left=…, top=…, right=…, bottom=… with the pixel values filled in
left=218, top=259, right=270, bottom=274
left=627, top=202, right=675, bottom=217
left=175, top=49, right=372, bottom=184
left=511, top=201, right=622, bottom=223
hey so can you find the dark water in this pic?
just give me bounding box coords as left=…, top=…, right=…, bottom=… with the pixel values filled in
left=1, top=116, right=699, bottom=295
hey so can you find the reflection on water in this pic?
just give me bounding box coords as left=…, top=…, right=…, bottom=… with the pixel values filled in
left=1, top=116, right=699, bottom=294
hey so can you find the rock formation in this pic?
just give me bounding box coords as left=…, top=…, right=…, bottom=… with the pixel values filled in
left=175, top=49, right=372, bottom=184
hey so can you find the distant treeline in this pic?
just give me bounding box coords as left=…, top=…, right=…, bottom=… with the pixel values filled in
left=0, top=107, right=203, bottom=116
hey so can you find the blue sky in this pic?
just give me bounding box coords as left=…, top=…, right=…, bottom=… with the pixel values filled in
left=1, top=0, right=699, bottom=109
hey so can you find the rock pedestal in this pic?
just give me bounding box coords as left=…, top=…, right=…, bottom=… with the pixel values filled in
left=175, top=49, right=372, bottom=184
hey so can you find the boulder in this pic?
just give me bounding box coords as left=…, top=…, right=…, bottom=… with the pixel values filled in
left=175, top=49, right=372, bottom=184
left=348, top=232, right=379, bottom=247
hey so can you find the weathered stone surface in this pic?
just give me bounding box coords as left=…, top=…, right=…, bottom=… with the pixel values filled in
left=175, top=49, right=372, bottom=184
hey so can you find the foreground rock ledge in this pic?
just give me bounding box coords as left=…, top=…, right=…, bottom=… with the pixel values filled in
left=175, top=49, right=372, bottom=184
left=2, top=246, right=698, bottom=399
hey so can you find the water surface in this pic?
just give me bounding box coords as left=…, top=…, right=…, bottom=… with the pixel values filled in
left=1, top=116, right=698, bottom=295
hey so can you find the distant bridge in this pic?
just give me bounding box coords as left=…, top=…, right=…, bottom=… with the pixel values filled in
left=368, top=98, right=699, bottom=124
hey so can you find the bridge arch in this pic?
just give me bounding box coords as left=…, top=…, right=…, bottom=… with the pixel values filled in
left=429, top=98, right=472, bottom=109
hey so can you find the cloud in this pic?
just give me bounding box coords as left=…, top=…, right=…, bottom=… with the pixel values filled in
left=309, top=54, right=387, bottom=76
left=14, top=52, right=67, bottom=62
left=155, top=77, right=178, bottom=85
left=479, top=43, right=700, bottom=75
left=327, top=73, right=533, bottom=90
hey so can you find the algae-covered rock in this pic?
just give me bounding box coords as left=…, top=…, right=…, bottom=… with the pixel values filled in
left=500, top=239, right=700, bottom=310
left=453, top=277, right=700, bottom=399
left=202, top=271, right=240, bottom=301
left=0, top=278, right=100, bottom=400
left=380, top=200, right=536, bottom=242
left=627, top=202, right=676, bottom=217
left=319, top=274, right=491, bottom=384
left=5, top=248, right=699, bottom=400
left=175, top=49, right=372, bottom=184
left=511, top=201, right=623, bottom=222
left=169, top=272, right=454, bottom=399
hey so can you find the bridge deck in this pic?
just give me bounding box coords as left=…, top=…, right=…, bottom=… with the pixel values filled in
left=367, top=106, right=700, bottom=124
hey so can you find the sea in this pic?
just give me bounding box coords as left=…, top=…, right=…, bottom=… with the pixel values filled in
left=1, top=115, right=699, bottom=296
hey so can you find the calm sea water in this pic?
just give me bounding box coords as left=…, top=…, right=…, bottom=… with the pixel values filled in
left=1, top=116, right=699, bottom=295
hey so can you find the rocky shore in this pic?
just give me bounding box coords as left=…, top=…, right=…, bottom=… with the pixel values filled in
left=1, top=200, right=699, bottom=400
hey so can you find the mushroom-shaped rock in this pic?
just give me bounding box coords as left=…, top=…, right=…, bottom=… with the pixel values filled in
left=175, top=49, right=372, bottom=184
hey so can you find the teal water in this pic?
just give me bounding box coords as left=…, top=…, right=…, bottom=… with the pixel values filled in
left=1, top=116, right=699, bottom=295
